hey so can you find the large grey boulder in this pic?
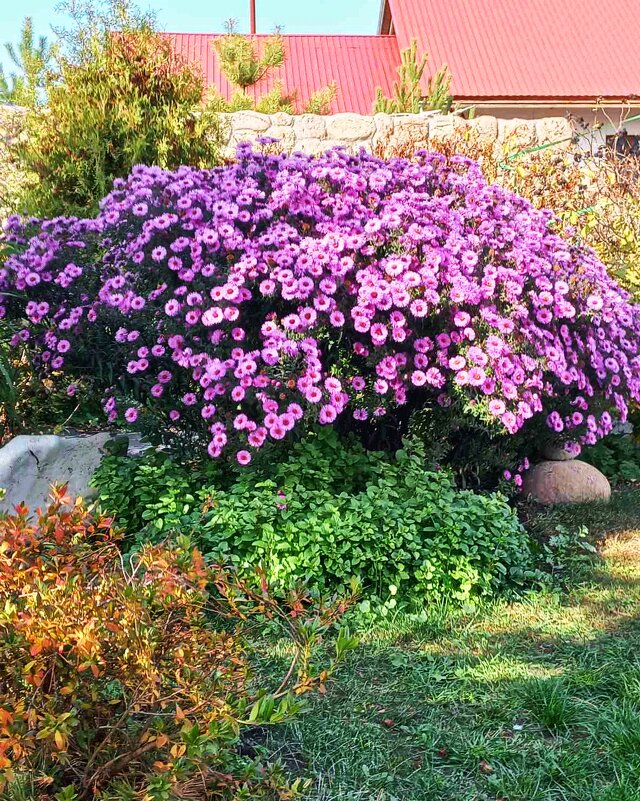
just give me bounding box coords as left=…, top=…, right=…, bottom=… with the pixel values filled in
left=0, top=432, right=115, bottom=513
left=522, top=459, right=611, bottom=505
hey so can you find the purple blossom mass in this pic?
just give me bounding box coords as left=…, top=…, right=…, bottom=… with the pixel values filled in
left=1, top=144, right=639, bottom=465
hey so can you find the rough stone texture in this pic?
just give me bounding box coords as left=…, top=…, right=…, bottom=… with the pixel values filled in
left=217, top=111, right=575, bottom=159
left=498, top=118, right=537, bottom=150
left=542, top=444, right=576, bottom=461
left=370, top=112, right=394, bottom=151
left=294, top=137, right=329, bottom=156
left=0, top=433, right=115, bottom=513
left=536, top=116, right=573, bottom=148
left=326, top=112, right=375, bottom=142
left=265, top=125, right=297, bottom=151
left=270, top=112, right=294, bottom=127
left=293, top=114, right=327, bottom=140
left=522, top=460, right=611, bottom=505
left=429, top=113, right=468, bottom=140
left=469, top=115, right=499, bottom=144
left=221, top=110, right=271, bottom=132
left=390, top=113, right=432, bottom=150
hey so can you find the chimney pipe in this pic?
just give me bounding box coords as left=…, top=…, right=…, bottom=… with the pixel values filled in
left=250, top=0, right=256, bottom=34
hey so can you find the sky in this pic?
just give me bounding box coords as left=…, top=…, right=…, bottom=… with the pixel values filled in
left=0, top=0, right=381, bottom=73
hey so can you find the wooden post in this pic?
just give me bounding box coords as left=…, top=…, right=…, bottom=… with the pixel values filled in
left=250, top=0, right=256, bottom=33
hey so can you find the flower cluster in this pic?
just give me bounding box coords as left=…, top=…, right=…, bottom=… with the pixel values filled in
left=1, top=144, right=639, bottom=464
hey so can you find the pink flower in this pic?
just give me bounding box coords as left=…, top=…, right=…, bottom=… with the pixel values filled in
left=237, top=450, right=252, bottom=465
left=319, top=404, right=337, bottom=424
left=124, top=407, right=138, bottom=423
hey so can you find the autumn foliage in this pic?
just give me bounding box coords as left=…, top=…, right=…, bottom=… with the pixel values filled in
left=0, top=486, right=356, bottom=799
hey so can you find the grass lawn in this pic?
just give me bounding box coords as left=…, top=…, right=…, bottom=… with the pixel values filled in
left=258, top=487, right=640, bottom=801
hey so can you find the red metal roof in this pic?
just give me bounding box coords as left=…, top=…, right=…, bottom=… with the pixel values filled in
left=384, top=0, right=640, bottom=101
left=166, top=33, right=400, bottom=114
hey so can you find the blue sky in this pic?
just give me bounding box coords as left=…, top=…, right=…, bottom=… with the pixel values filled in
left=1, top=0, right=381, bottom=73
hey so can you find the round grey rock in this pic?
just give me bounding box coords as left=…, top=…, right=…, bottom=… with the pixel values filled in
left=522, top=459, right=611, bottom=505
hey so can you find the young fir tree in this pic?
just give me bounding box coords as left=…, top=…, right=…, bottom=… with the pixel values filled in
left=374, top=39, right=453, bottom=114
left=0, top=17, right=54, bottom=107
left=210, top=21, right=337, bottom=115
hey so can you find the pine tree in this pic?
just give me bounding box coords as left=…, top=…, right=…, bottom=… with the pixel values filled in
left=374, top=40, right=452, bottom=114
left=0, top=17, right=53, bottom=107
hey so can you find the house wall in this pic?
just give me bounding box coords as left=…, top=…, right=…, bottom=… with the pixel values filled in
left=219, top=111, right=574, bottom=157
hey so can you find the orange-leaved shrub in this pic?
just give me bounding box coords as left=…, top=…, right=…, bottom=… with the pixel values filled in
left=0, top=485, right=357, bottom=799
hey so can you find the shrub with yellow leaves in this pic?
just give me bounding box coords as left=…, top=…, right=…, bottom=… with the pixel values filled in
left=0, top=485, right=357, bottom=800
left=374, top=126, right=640, bottom=301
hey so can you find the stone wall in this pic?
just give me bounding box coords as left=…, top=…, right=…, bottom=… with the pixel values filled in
left=219, top=110, right=574, bottom=157
left=0, top=106, right=575, bottom=224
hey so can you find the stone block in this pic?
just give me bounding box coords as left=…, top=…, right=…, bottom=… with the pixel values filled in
left=326, top=113, right=375, bottom=142
left=270, top=112, right=294, bottom=127
left=264, top=125, right=297, bottom=151
left=294, top=114, right=327, bottom=140
left=294, top=137, right=328, bottom=156
left=469, top=115, right=499, bottom=144
left=535, top=116, right=574, bottom=148
left=429, top=113, right=468, bottom=140
left=372, top=112, right=395, bottom=151
left=226, top=110, right=271, bottom=132
left=229, top=129, right=262, bottom=148
left=0, top=433, right=116, bottom=513
left=388, top=114, right=431, bottom=153
left=498, top=118, right=537, bottom=151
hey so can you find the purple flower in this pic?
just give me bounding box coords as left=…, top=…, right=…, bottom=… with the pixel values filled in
left=3, top=144, right=638, bottom=465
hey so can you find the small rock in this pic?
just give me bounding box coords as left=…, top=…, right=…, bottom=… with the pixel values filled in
left=542, top=444, right=576, bottom=461
left=522, top=459, right=611, bottom=505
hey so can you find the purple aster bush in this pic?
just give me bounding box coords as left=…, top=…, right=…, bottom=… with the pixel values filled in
left=1, top=144, right=639, bottom=470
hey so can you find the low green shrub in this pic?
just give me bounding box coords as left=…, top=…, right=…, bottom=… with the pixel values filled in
left=93, top=432, right=537, bottom=605
left=582, top=434, right=640, bottom=485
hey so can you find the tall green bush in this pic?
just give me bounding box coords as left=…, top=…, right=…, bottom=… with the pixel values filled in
left=11, top=8, right=222, bottom=217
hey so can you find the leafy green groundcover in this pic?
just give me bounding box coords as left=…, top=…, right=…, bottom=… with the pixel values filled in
left=582, top=433, right=640, bottom=485
left=92, top=432, right=536, bottom=605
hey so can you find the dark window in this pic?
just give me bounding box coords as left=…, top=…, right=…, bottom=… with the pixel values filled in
left=606, top=133, right=640, bottom=157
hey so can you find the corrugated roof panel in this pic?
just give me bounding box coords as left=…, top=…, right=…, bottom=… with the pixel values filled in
left=167, top=33, right=401, bottom=114
left=385, top=0, right=640, bottom=100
